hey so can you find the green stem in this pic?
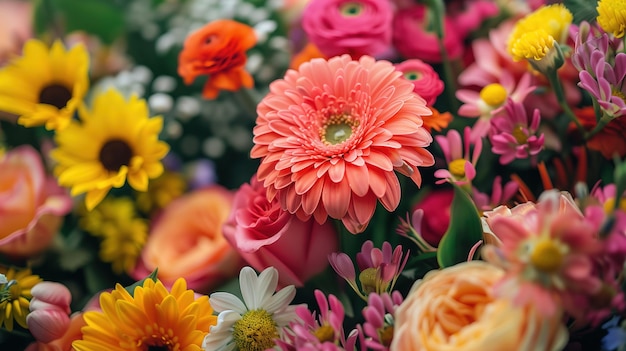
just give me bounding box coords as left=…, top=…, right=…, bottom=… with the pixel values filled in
left=584, top=112, right=613, bottom=140
left=546, top=68, right=584, bottom=132
left=235, top=88, right=259, bottom=119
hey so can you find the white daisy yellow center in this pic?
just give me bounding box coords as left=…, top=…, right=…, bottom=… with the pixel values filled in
left=232, top=309, right=279, bottom=351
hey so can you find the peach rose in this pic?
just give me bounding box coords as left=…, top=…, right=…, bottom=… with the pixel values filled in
left=132, top=186, right=244, bottom=293
left=223, top=176, right=338, bottom=288
left=391, top=261, right=568, bottom=351
left=0, top=145, right=72, bottom=258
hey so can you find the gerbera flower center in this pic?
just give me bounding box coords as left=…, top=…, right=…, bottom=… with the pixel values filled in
left=321, top=114, right=358, bottom=145
left=232, top=309, right=279, bottom=351
left=448, top=159, right=467, bottom=178
left=529, top=238, right=565, bottom=273
left=39, top=83, right=72, bottom=109
left=479, top=83, right=507, bottom=107
left=147, top=345, right=171, bottom=351
left=512, top=125, right=528, bottom=144
left=99, top=139, right=134, bottom=172
left=314, top=325, right=335, bottom=343
left=403, top=71, right=422, bottom=81
left=339, top=2, right=364, bottom=17
left=597, top=0, right=626, bottom=38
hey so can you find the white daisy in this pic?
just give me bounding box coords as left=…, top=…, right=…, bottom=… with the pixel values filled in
left=203, top=266, right=300, bottom=351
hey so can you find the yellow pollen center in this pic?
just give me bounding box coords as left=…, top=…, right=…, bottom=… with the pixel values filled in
left=612, top=87, right=626, bottom=100
left=321, top=114, right=358, bottom=145
left=512, top=125, right=528, bottom=144
left=359, top=267, right=387, bottom=294
left=314, top=325, right=336, bottom=343
left=529, top=239, right=564, bottom=273
left=448, top=159, right=467, bottom=178
left=379, top=325, right=394, bottom=347
left=479, top=83, right=508, bottom=107
left=339, top=2, right=364, bottom=17
left=603, top=197, right=626, bottom=214
left=232, top=309, right=279, bottom=351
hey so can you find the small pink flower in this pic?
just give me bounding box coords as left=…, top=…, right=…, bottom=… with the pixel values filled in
left=223, top=175, right=338, bottom=288
left=329, top=240, right=408, bottom=299
left=392, top=4, right=463, bottom=63
left=434, top=126, right=482, bottom=186
left=472, top=176, right=519, bottom=212
left=0, top=145, right=72, bottom=258
left=488, top=99, right=545, bottom=165
left=302, top=0, right=393, bottom=58
left=394, top=59, right=444, bottom=105
left=361, top=291, right=403, bottom=350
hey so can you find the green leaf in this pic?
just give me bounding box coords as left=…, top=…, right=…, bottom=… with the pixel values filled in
left=34, top=0, right=125, bottom=44
left=124, top=268, right=158, bottom=296
left=436, top=185, right=483, bottom=268
left=563, top=0, right=598, bottom=24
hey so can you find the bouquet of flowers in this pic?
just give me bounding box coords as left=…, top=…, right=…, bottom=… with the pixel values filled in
left=1, top=0, right=626, bottom=350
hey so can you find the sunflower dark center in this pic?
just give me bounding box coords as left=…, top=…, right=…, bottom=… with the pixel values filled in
left=39, top=84, right=72, bottom=109
left=99, top=139, right=133, bottom=172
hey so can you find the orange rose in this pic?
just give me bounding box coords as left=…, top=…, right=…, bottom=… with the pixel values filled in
left=132, top=187, right=244, bottom=293
left=178, top=19, right=257, bottom=99
left=391, top=261, right=568, bottom=351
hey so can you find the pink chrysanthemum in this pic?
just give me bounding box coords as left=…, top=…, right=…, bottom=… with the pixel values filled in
left=433, top=126, right=482, bottom=187
left=488, top=98, right=545, bottom=165
left=275, top=290, right=357, bottom=351
left=251, top=55, right=434, bottom=234
left=361, top=291, right=403, bottom=350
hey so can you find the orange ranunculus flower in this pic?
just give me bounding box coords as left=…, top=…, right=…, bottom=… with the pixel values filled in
left=178, top=19, right=257, bottom=99
left=391, top=261, right=568, bottom=351
left=132, top=186, right=244, bottom=293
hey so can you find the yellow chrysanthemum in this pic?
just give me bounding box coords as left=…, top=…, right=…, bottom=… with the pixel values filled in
left=0, top=39, right=89, bottom=131
left=73, top=278, right=217, bottom=351
left=79, top=197, right=148, bottom=274
left=507, top=4, right=573, bottom=61
left=510, top=29, right=556, bottom=61
left=0, top=267, right=41, bottom=331
left=51, top=89, right=170, bottom=210
left=597, top=0, right=626, bottom=38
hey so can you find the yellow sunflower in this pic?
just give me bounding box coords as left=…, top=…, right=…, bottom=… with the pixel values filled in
left=51, top=88, right=170, bottom=210
left=0, top=39, right=89, bottom=131
left=73, top=278, right=217, bottom=351
left=0, top=267, right=42, bottom=331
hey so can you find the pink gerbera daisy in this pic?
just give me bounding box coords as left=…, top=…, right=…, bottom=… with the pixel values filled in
left=251, top=55, right=434, bottom=234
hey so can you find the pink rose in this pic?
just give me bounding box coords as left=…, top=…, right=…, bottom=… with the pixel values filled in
left=302, top=0, right=393, bottom=58
left=223, top=176, right=338, bottom=287
left=132, top=187, right=244, bottom=293
left=395, top=59, right=444, bottom=105
left=392, top=4, right=463, bottom=63
left=0, top=145, right=72, bottom=258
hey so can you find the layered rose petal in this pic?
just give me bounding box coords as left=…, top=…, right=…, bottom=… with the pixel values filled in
left=251, top=55, right=434, bottom=234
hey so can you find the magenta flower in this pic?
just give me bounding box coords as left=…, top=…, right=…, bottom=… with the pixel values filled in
left=302, top=0, right=393, bottom=58
left=276, top=290, right=357, bottom=351
left=434, top=126, right=482, bottom=186
left=361, top=291, right=403, bottom=350
left=471, top=175, right=519, bottom=212
left=328, top=240, right=408, bottom=300
left=488, top=99, right=544, bottom=165
left=394, top=59, right=444, bottom=105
